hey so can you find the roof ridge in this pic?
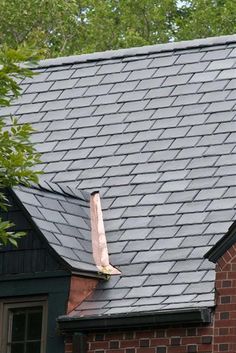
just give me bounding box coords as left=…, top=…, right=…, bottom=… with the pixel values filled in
left=36, top=34, right=236, bottom=68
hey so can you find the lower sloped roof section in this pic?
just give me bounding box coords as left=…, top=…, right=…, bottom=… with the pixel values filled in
left=12, top=182, right=101, bottom=277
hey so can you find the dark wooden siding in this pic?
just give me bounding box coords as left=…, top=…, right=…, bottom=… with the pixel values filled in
left=0, top=192, right=64, bottom=275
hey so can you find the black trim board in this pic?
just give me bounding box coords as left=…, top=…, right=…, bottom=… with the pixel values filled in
left=58, top=308, right=212, bottom=334
left=205, top=221, right=236, bottom=263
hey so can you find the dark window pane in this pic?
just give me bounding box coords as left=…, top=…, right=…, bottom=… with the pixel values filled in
left=27, top=311, right=42, bottom=340
left=26, top=341, right=41, bottom=353
left=11, top=312, right=26, bottom=341
left=11, top=342, right=24, bottom=353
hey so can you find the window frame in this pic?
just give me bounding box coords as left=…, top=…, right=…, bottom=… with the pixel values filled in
left=0, top=296, right=47, bottom=353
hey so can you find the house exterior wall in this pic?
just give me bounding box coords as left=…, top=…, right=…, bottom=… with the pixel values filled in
left=213, top=243, right=236, bottom=353
left=65, top=325, right=213, bottom=353
left=63, top=240, right=236, bottom=353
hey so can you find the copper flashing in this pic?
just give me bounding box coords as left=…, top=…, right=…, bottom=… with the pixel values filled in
left=90, top=192, right=121, bottom=275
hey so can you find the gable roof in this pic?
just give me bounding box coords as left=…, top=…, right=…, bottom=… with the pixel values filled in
left=1, top=34, right=236, bottom=319
left=12, top=182, right=101, bottom=277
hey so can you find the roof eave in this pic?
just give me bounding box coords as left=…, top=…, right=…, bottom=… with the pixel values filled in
left=57, top=307, right=212, bottom=334
left=205, top=221, right=236, bottom=263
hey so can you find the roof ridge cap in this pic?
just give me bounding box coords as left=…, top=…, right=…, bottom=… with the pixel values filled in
left=36, top=34, right=236, bottom=68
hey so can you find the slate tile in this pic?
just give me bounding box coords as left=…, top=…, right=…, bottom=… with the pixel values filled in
left=35, top=141, right=58, bottom=153
left=121, top=152, right=152, bottom=165
left=89, top=145, right=118, bottom=158
left=109, top=252, right=136, bottom=265
left=120, top=100, right=148, bottom=113
left=42, top=99, right=70, bottom=111
left=187, top=123, right=217, bottom=137
left=160, top=180, right=190, bottom=192
left=150, top=203, right=181, bottom=216
left=131, top=173, right=159, bottom=184
left=124, top=238, right=155, bottom=252
left=176, top=147, right=206, bottom=159
left=53, top=170, right=81, bottom=183
left=177, top=212, right=208, bottom=225
left=179, top=114, right=208, bottom=127
left=85, top=83, right=113, bottom=96
left=121, top=217, right=151, bottom=229
left=26, top=82, right=53, bottom=93
left=205, top=221, right=232, bottom=234
left=44, top=161, right=71, bottom=173
left=156, top=283, right=188, bottom=296
left=67, top=96, right=95, bottom=108
left=207, top=198, right=236, bottom=211
left=152, top=106, right=182, bottom=119
left=149, top=55, right=177, bottom=67
left=180, top=235, right=212, bottom=247
left=105, top=175, right=133, bottom=186
left=175, top=224, right=207, bottom=237
left=187, top=177, right=218, bottom=190
left=132, top=182, right=162, bottom=195
left=134, top=297, right=166, bottom=306
left=184, top=282, right=213, bottom=294
left=17, top=102, right=44, bottom=115
left=200, top=90, right=229, bottom=103
left=154, top=64, right=182, bottom=77
left=215, top=121, right=236, bottom=133
left=162, top=74, right=191, bottom=86
left=170, top=259, right=202, bottom=272
left=94, top=103, right=122, bottom=115
left=69, top=106, right=96, bottom=118
left=171, top=83, right=201, bottom=96
left=205, top=209, right=235, bottom=222
left=47, top=129, right=75, bottom=141
left=190, top=71, right=218, bottom=83
left=119, top=228, right=151, bottom=241
left=160, top=126, right=189, bottom=139
left=42, top=109, right=70, bottom=121
left=97, top=62, right=126, bottom=75
left=187, top=156, right=218, bottom=169
left=198, top=132, right=227, bottom=145
left=143, top=261, right=175, bottom=274
left=144, top=139, right=173, bottom=152
left=79, top=178, right=105, bottom=189
left=198, top=79, right=228, bottom=92
left=195, top=187, right=227, bottom=201
left=180, top=61, right=209, bottom=74
left=136, top=77, right=165, bottom=90
left=163, top=294, right=196, bottom=304
left=93, top=93, right=121, bottom=105
left=110, top=81, right=138, bottom=93
left=104, top=208, right=126, bottom=221
left=102, top=72, right=129, bottom=84
left=179, top=103, right=208, bottom=116
left=79, top=167, right=108, bottom=179
left=150, top=150, right=179, bottom=162
left=171, top=136, right=199, bottom=149
left=217, top=68, right=236, bottom=79
left=160, top=159, right=189, bottom=171
left=176, top=52, right=204, bottom=64
left=205, top=100, right=235, bottom=113
left=106, top=187, right=136, bottom=198
left=47, top=119, right=75, bottom=131
left=173, top=94, right=202, bottom=106
left=119, top=90, right=146, bottom=102
left=122, top=206, right=153, bottom=218
left=72, top=66, right=99, bottom=78
left=185, top=169, right=211, bottom=186
left=205, top=143, right=234, bottom=156
left=96, top=155, right=125, bottom=167
left=126, top=286, right=157, bottom=298
left=40, top=151, right=66, bottom=163
left=159, top=170, right=188, bottom=182
left=133, top=129, right=163, bottom=142
left=145, top=86, right=174, bottom=99
left=50, top=78, right=78, bottom=90
left=34, top=218, right=59, bottom=232
left=63, top=147, right=92, bottom=160
left=127, top=68, right=156, bottom=81
left=77, top=75, right=104, bottom=86
left=68, top=159, right=98, bottom=170
left=153, top=237, right=183, bottom=250
left=149, top=214, right=180, bottom=227
left=116, top=276, right=147, bottom=288
left=146, top=97, right=175, bottom=110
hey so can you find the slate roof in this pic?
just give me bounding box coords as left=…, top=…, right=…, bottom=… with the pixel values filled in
left=12, top=182, right=100, bottom=276
left=1, top=34, right=236, bottom=317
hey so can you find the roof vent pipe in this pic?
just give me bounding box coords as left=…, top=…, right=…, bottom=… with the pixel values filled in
left=90, top=191, right=121, bottom=275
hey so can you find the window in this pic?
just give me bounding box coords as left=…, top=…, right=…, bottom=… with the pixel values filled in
left=0, top=298, right=47, bottom=353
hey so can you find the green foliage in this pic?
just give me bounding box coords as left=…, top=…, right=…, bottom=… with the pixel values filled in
left=0, top=47, right=41, bottom=246
left=1, top=0, right=236, bottom=58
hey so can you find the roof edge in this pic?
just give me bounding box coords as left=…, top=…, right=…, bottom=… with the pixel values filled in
left=57, top=307, right=212, bottom=333
left=205, top=221, right=236, bottom=263
left=36, top=34, right=236, bottom=68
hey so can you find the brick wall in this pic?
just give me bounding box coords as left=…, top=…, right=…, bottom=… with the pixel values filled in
left=213, top=243, right=236, bottom=353
left=66, top=324, right=213, bottom=353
